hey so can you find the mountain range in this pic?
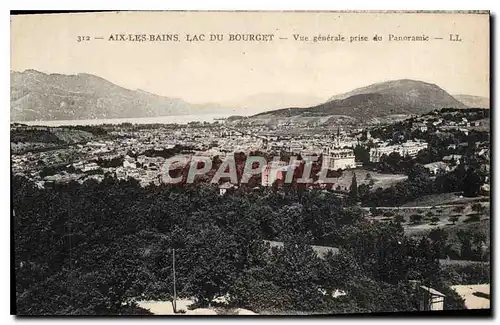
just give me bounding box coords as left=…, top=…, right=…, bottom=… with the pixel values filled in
left=253, top=79, right=474, bottom=120
left=453, top=94, right=490, bottom=109
left=11, top=70, right=487, bottom=122
left=11, top=70, right=226, bottom=121
left=220, top=93, right=326, bottom=114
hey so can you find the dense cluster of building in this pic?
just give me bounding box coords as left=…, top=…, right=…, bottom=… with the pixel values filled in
left=11, top=107, right=490, bottom=191
left=369, top=140, right=429, bottom=163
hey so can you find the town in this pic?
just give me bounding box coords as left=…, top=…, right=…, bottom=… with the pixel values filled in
left=11, top=108, right=489, bottom=194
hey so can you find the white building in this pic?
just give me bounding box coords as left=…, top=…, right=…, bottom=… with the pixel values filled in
left=442, top=154, right=463, bottom=165
left=326, top=149, right=356, bottom=170
left=401, top=140, right=429, bottom=156
left=369, top=140, right=428, bottom=163
left=287, top=143, right=303, bottom=154
left=86, top=141, right=107, bottom=148
left=332, top=137, right=358, bottom=149
left=81, top=162, right=100, bottom=172
left=219, top=181, right=237, bottom=195
left=424, top=161, right=450, bottom=175
left=419, top=286, right=445, bottom=311
left=123, top=155, right=137, bottom=169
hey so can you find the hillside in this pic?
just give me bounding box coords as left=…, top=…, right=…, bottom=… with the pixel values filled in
left=11, top=70, right=217, bottom=121
left=454, top=94, right=490, bottom=109
left=254, top=79, right=467, bottom=119
left=221, top=92, right=325, bottom=113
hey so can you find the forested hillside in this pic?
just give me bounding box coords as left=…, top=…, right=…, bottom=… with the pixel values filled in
left=13, top=176, right=477, bottom=315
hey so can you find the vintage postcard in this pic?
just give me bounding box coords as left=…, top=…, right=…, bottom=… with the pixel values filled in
left=11, top=11, right=490, bottom=316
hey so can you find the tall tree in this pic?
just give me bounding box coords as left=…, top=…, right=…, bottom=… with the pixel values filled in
left=463, top=168, right=482, bottom=197
left=350, top=172, right=358, bottom=201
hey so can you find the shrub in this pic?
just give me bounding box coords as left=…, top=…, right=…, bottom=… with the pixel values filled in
left=394, top=215, right=405, bottom=223
left=440, top=263, right=490, bottom=285
left=464, top=214, right=481, bottom=223
left=409, top=214, right=423, bottom=224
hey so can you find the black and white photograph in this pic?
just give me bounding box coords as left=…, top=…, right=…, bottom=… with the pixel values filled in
left=10, top=11, right=491, bottom=316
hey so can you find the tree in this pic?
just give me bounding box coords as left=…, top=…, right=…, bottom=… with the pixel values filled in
left=408, top=164, right=432, bottom=185
left=427, top=228, right=451, bottom=260
left=350, top=173, right=358, bottom=201
left=357, top=183, right=371, bottom=200
left=428, top=228, right=448, bottom=246
left=462, top=168, right=482, bottom=197
left=457, top=230, right=473, bottom=260
left=409, top=237, right=441, bottom=286
left=12, top=172, right=471, bottom=315
left=180, top=224, right=239, bottom=307
left=394, top=214, right=405, bottom=224
left=471, top=203, right=486, bottom=215
left=230, top=267, right=293, bottom=312
left=267, top=239, right=328, bottom=311
left=321, top=248, right=363, bottom=291
left=470, top=231, right=487, bottom=260
left=379, top=152, right=404, bottom=173
left=448, top=215, right=460, bottom=225
left=383, top=211, right=395, bottom=218
left=341, top=222, right=408, bottom=284
left=465, top=214, right=481, bottom=223
left=409, top=214, right=423, bottom=224
left=338, top=276, right=419, bottom=313
left=353, top=145, right=370, bottom=165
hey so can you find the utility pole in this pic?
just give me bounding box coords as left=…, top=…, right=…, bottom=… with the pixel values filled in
left=172, top=248, right=177, bottom=313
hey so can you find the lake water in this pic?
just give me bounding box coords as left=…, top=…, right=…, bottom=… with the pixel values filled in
left=16, top=113, right=237, bottom=127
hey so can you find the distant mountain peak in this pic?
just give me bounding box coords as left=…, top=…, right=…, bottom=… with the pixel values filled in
left=24, top=68, right=45, bottom=74
left=327, top=79, right=444, bottom=102
left=76, top=72, right=106, bottom=79
left=255, top=79, right=466, bottom=119
left=453, top=94, right=490, bottom=109
left=14, top=69, right=47, bottom=78
left=10, top=70, right=198, bottom=121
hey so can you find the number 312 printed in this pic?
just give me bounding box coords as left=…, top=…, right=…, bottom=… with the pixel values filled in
left=77, top=36, right=91, bottom=42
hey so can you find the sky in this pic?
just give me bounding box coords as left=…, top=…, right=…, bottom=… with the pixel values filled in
left=11, top=11, right=490, bottom=107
